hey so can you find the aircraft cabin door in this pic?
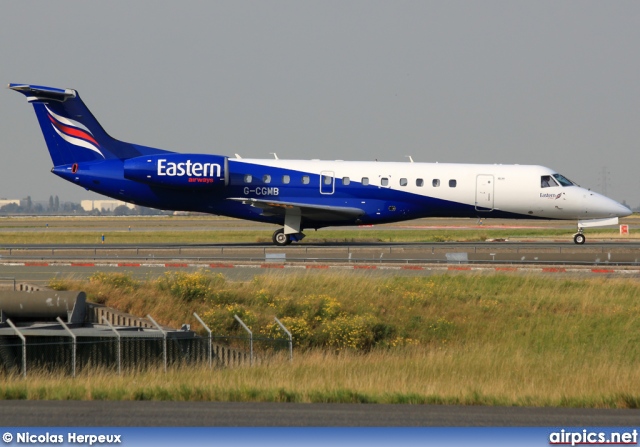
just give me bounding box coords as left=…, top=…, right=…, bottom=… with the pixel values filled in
left=320, top=171, right=335, bottom=195
left=475, top=175, right=494, bottom=212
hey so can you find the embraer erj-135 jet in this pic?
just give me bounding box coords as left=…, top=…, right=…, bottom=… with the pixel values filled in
left=9, top=83, right=631, bottom=246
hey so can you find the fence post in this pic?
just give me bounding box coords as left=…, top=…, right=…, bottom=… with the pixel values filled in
left=147, top=315, right=167, bottom=373
left=5, top=319, right=26, bottom=378
left=102, top=316, right=121, bottom=375
left=0, top=277, right=16, bottom=291
left=56, top=317, right=76, bottom=378
left=274, top=317, right=293, bottom=362
left=193, top=313, right=212, bottom=369
left=234, top=315, right=252, bottom=366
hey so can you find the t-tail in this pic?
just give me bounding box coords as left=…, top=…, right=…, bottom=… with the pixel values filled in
left=8, top=83, right=170, bottom=166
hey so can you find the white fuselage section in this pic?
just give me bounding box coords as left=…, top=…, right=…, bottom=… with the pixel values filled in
left=232, top=159, right=630, bottom=221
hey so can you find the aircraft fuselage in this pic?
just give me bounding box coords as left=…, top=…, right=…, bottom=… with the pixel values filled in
left=9, top=83, right=631, bottom=245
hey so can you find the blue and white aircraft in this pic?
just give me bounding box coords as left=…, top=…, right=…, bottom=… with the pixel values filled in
left=9, top=83, right=632, bottom=245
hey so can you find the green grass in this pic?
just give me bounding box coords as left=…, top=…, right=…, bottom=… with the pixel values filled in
left=297, top=228, right=627, bottom=243
left=0, top=228, right=630, bottom=245
left=0, top=230, right=271, bottom=245
left=4, top=271, right=634, bottom=407
left=3, top=347, right=640, bottom=407
left=0, top=214, right=637, bottom=243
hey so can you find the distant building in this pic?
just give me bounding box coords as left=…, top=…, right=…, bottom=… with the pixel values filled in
left=80, top=200, right=136, bottom=212
left=0, top=199, right=20, bottom=207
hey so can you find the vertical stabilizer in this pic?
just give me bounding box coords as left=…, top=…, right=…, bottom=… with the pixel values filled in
left=9, top=83, right=168, bottom=166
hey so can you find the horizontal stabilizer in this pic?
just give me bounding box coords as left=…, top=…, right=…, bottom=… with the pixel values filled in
left=8, top=84, right=76, bottom=102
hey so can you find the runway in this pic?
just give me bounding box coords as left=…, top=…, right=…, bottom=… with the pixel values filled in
left=3, top=241, right=640, bottom=263
left=2, top=242, right=640, bottom=285
left=1, top=401, right=639, bottom=426
left=1, top=239, right=639, bottom=426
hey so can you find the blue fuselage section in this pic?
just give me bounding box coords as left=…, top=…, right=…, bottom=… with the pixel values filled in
left=53, top=158, right=526, bottom=229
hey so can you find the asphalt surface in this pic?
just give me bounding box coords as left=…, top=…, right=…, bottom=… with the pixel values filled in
left=1, top=241, right=640, bottom=287
left=1, top=401, right=640, bottom=427
left=0, top=229, right=639, bottom=428
left=3, top=241, right=640, bottom=263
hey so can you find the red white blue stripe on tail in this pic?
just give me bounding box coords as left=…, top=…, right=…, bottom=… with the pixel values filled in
left=45, top=105, right=104, bottom=159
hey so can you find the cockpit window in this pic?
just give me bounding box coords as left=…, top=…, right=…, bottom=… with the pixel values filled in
left=552, top=174, right=575, bottom=187
left=541, top=175, right=558, bottom=188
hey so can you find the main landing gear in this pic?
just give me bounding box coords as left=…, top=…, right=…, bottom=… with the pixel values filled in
left=272, top=228, right=306, bottom=246
left=271, top=207, right=306, bottom=246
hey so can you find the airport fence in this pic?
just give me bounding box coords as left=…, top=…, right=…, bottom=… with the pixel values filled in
left=0, top=333, right=291, bottom=377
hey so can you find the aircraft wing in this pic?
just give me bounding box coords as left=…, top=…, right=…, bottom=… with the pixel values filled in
left=227, top=197, right=365, bottom=222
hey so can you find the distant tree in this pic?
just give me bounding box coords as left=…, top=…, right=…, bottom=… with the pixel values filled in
left=135, top=205, right=167, bottom=215
left=54, top=195, right=60, bottom=212
left=33, top=203, right=44, bottom=213
left=0, top=203, right=21, bottom=214
left=113, top=205, right=133, bottom=216
left=49, top=195, right=54, bottom=211
left=64, top=202, right=84, bottom=213
left=23, top=196, right=32, bottom=211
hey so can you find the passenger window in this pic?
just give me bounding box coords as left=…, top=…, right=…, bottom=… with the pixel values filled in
left=449, top=179, right=457, bottom=188
left=342, top=177, right=350, bottom=186
left=362, top=177, right=369, bottom=186
left=302, top=175, right=310, bottom=185
left=416, top=179, right=424, bottom=187
left=282, top=175, right=290, bottom=184
left=263, top=174, right=271, bottom=184
left=432, top=179, right=440, bottom=187
left=381, top=178, right=389, bottom=186
left=541, top=175, right=558, bottom=188
left=323, top=175, right=332, bottom=185
left=400, top=178, right=407, bottom=186
left=244, top=174, right=252, bottom=183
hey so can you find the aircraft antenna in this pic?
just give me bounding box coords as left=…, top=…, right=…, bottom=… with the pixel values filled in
left=270, top=153, right=279, bottom=159
left=405, top=156, right=414, bottom=163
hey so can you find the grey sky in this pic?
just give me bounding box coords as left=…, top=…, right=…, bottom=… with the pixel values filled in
left=1, top=1, right=639, bottom=206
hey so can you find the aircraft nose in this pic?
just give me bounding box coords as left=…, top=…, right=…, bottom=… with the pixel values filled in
left=589, top=193, right=632, bottom=218
left=616, top=202, right=633, bottom=217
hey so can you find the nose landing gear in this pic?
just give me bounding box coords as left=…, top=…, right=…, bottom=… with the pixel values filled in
left=573, top=230, right=586, bottom=245
left=572, top=217, right=620, bottom=245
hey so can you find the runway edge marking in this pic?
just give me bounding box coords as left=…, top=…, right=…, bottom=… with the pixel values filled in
left=1, top=262, right=639, bottom=276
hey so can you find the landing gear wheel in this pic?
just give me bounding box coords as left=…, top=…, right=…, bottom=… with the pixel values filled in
left=574, top=233, right=586, bottom=245
left=272, top=229, right=292, bottom=246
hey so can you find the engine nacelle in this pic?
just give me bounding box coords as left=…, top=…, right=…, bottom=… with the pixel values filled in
left=124, top=154, right=228, bottom=189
